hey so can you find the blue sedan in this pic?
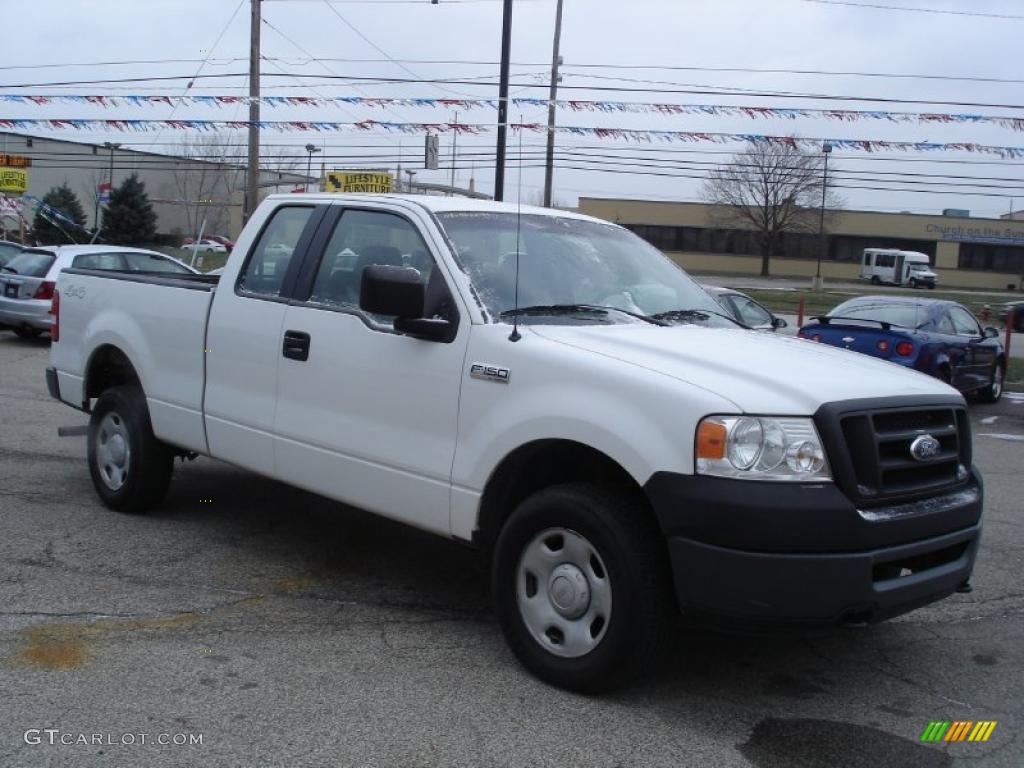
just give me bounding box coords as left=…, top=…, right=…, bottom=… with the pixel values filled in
left=799, top=297, right=1006, bottom=402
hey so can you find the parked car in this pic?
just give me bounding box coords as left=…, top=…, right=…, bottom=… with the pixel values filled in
left=997, top=300, right=1024, bottom=332
left=48, top=195, right=983, bottom=692
left=860, top=248, right=937, bottom=289
left=0, top=240, right=24, bottom=268
left=181, top=239, right=227, bottom=253
left=799, top=296, right=1004, bottom=401
left=207, top=235, right=235, bottom=251
left=702, top=285, right=787, bottom=331
left=0, top=245, right=196, bottom=339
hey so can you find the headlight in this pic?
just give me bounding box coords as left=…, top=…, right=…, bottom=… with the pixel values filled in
left=696, top=416, right=831, bottom=481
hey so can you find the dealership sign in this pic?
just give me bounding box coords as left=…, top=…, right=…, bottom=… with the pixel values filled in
left=0, top=153, right=30, bottom=194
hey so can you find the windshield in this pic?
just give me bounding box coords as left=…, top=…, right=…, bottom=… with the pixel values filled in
left=435, top=212, right=729, bottom=325
left=3, top=250, right=55, bottom=277
left=828, top=299, right=927, bottom=328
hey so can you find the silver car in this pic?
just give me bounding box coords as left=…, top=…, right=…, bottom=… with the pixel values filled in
left=702, top=285, right=788, bottom=331
left=0, top=245, right=196, bottom=339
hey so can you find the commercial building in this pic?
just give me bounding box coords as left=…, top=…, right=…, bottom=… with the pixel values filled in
left=0, top=131, right=308, bottom=241
left=579, top=198, right=1024, bottom=291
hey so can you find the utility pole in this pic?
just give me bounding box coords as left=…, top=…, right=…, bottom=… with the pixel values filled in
left=244, top=0, right=261, bottom=223
left=542, top=0, right=564, bottom=208
left=813, top=142, right=833, bottom=291
left=494, top=0, right=513, bottom=201
left=449, top=111, right=458, bottom=196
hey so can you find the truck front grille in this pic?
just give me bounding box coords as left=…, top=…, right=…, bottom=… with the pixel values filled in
left=818, top=402, right=971, bottom=506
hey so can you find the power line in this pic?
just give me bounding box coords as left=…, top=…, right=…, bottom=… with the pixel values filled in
left=798, top=0, right=1024, bottom=20
left=4, top=56, right=1020, bottom=86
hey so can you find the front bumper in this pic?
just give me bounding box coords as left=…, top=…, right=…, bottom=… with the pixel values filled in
left=0, top=296, right=51, bottom=330
left=645, top=472, right=982, bottom=627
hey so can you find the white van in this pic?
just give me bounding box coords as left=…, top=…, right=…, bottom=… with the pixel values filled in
left=860, top=248, right=937, bottom=289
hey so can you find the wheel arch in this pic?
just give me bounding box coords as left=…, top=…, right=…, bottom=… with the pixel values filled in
left=473, top=439, right=658, bottom=553
left=83, top=344, right=142, bottom=407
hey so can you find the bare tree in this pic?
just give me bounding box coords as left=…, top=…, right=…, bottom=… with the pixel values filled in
left=172, top=133, right=238, bottom=238
left=701, top=140, right=841, bottom=277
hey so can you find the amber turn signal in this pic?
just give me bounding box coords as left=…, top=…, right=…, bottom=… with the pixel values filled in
left=697, top=420, right=727, bottom=460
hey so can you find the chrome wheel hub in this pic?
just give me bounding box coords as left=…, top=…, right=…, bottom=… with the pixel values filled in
left=516, top=528, right=611, bottom=658
left=95, top=412, right=131, bottom=491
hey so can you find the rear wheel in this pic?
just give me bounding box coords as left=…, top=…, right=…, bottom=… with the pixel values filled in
left=492, top=483, right=673, bottom=693
left=978, top=362, right=1004, bottom=403
left=936, top=366, right=953, bottom=386
left=87, top=385, right=174, bottom=513
left=870, top=275, right=881, bottom=285
left=13, top=326, right=42, bottom=339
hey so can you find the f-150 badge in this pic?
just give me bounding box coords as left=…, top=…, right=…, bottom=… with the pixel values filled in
left=470, top=363, right=510, bottom=383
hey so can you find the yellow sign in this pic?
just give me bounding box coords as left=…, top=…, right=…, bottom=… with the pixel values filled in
left=0, top=168, right=27, bottom=194
left=324, top=171, right=393, bottom=194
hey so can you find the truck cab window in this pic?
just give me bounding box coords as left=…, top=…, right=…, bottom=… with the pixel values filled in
left=239, top=206, right=314, bottom=297
left=308, top=209, right=438, bottom=324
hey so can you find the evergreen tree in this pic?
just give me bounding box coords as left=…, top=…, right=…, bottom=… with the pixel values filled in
left=32, top=183, right=87, bottom=245
left=103, top=173, right=157, bottom=245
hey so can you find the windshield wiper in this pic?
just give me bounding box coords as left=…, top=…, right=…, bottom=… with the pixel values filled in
left=651, top=307, right=742, bottom=326
left=500, top=304, right=668, bottom=326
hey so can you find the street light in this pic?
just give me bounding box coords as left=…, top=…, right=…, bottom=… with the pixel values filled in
left=814, top=142, right=833, bottom=290
left=405, top=169, right=417, bottom=192
left=304, top=143, right=321, bottom=192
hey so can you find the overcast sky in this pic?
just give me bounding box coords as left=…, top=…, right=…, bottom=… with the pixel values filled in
left=3, top=0, right=1024, bottom=216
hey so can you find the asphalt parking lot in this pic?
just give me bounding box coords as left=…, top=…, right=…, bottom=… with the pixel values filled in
left=1, top=333, right=1022, bottom=768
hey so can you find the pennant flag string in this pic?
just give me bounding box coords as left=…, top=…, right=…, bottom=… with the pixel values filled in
left=4, top=117, right=1024, bottom=158
left=2, top=93, right=1024, bottom=132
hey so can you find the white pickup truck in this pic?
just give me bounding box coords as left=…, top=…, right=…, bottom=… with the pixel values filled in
left=48, top=194, right=983, bottom=691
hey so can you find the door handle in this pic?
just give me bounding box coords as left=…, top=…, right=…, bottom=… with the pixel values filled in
left=282, top=330, right=311, bottom=361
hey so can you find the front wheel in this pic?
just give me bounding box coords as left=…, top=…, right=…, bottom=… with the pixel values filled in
left=978, top=362, right=1004, bottom=403
left=492, top=483, right=673, bottom=692
left=87, top=385, right=174, bottom=513
left=909, top=278, right=918, bottom=289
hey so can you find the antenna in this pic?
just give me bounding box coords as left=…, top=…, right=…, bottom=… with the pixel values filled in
left=508, top=113, right=524, bottom=342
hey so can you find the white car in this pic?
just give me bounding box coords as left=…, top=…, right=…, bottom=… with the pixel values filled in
left=0, top=245, right=196, bottom=338
left=183, top=239, right=227, bottom=254
left=48, top=195, right=982, bottom=691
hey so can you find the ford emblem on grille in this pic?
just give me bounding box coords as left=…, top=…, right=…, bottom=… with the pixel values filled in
left=909, top=434, right=941, bottom=462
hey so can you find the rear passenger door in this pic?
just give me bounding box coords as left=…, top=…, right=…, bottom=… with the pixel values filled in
left=203, top=204, right=324, bottom=474
left=272, top=204, right=467, bottom=536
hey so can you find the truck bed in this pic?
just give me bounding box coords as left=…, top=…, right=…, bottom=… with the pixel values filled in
left=51, top=268, right=220, bottom=455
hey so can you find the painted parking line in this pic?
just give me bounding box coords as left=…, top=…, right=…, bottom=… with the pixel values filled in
left=979, top=433, right=1024, bottom=442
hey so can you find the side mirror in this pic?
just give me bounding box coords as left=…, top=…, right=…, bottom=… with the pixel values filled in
left=772, top=317, right=788, bottom=329
left=983, top=326, right=1000, bottom=339
left=360, top=264, right=454, bottom=342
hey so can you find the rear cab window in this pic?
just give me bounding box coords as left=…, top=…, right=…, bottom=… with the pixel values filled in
left=3, top=250, right=56, bottom=277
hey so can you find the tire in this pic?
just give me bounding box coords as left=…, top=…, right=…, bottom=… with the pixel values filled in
left=978, top=362, right=1004, bottom=404
left=492, top=482, right=673, bottom=693
left=13, top=326, right=42, bottom=339
left=87, top=385, right=173, bottom=513
left=927, top=283, right=936, bottom=290
left=870, top=275, right=881, bottom=286
left=909, top=278, right=918, bottom=289
left=936, top=366, right=953, bottom=387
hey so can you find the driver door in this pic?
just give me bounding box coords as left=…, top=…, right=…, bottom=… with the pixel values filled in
left=272, top=204, right=468, bottom=536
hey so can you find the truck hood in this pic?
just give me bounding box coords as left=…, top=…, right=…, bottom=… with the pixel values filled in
left=530, top=323, right=958, bottom=414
